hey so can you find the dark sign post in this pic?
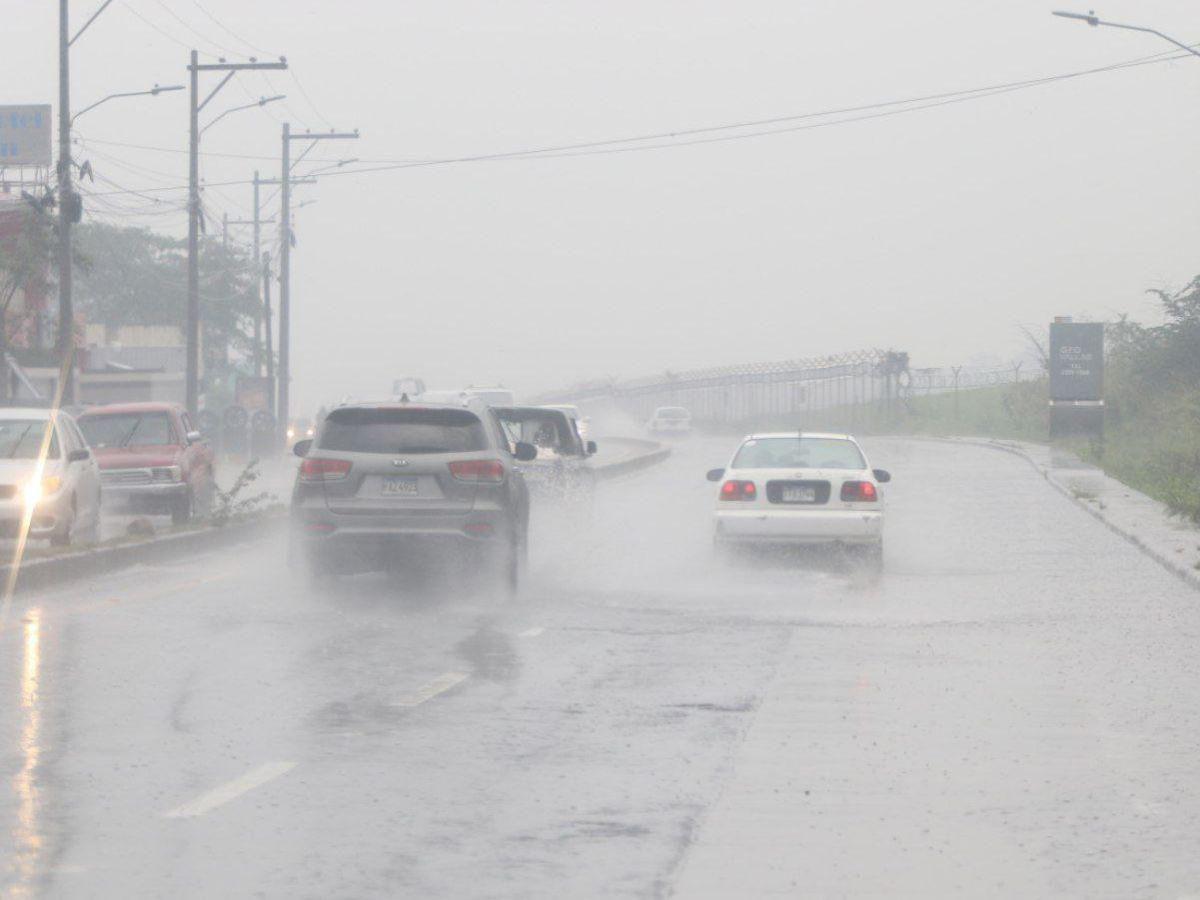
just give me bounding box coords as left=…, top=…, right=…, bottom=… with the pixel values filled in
left=1049, top=319, right=1104, bottom=441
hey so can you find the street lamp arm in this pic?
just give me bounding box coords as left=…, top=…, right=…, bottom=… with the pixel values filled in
left=71, top=84, right=184, bottom=125
left=1052, top=10, right=1200, bottom=60
left=201, top=95, right=286, bottom=134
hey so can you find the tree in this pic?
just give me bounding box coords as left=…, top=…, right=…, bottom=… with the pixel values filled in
left=73, top=222, right=263, bottom=403
left=0, top=206, right=55, bottom=400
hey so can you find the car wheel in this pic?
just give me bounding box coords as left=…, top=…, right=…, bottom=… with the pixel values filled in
left=501, top=529, right=523, bottom=598
left=171, top=488, right=194, bottom=525
left=194, top=473, right=215, bottom=517
left=859, top=540, right=884, bottom=572
left=50, top=500, right=75, bottom=547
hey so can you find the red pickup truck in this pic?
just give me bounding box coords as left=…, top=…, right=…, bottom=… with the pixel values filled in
left=76, top=402, right=215, bottom=523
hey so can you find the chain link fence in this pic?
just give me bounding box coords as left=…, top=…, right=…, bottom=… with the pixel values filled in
left=539, top=352, right=1040, bottom=430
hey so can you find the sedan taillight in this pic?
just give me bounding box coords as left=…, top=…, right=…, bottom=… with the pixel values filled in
left=720, top=479, right=757, bottom=501
left=299, top=457, right=352, bottom=481
left=449, top=459, right=505, bottom=483
left=840, top=480, right=878, bottom=502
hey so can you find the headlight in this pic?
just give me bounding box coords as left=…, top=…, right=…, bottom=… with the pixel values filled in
left=287, top=427, right=296, bottom=439
left=23, top=475, right=62, bottom=507
left=306, top=428, right=314, bottom=437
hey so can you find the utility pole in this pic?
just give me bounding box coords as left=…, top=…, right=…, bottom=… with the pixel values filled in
left=278, top=124, right=358, bottom=444
left=57, top=0, right=74, bottom=404
left=252, top=173, right=262, bottom=375
left=186, top=53, right=287, bottom=417
left=262, top=251, right=275, bottom=414
left=221, top=212, right=228, bottom=249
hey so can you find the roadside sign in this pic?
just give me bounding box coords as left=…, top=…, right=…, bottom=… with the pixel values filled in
left=236, top=375, right=274, bottom=411
left=1049, top=321, right=1103, bottom=401
left=0, top=105, right=52, bottom=167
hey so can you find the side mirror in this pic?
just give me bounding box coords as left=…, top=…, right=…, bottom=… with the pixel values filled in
left=873, top=469, right=891, bottom=483
left=706, top=468, right=725, bottom=482
left=293, top=438, right=313, bottom=458
left=585, top=440, right=598, bottom=455
left=68, top=448, right=90, bottom=463
left=513, top=441, right=538, bottom=462
left=186, top=430, right=203, bottom=444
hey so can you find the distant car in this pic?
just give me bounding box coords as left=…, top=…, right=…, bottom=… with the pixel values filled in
left=647, top=406, right=692, bottom=436
left=290, top=399, right=534, bottom=591
left=707, top=432, right=889, bottom=564
left=415, top=387, right=517, bottom=408
left=0, top=407, right=101, bottom=546
left=77, top=402, right=215, bottom=524
left=465, top=386, right=515, bottom=407
left=286, top=417, right=315, bottom=451
left=497, top=406, right=597, bottom=498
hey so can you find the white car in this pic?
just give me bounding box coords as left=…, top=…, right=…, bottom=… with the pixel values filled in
left=708, top=432, right=889, bottom=562
left=0, top=408, right=102, bottom=546
left=648, top=406, right=692, bottom=435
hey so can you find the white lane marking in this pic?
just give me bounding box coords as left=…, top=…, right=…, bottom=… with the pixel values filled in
left=518, top=626, right=545, bottom=638
left=395, top=672, right=469, bottom=707
left=164, top=761, right=297, bottom=819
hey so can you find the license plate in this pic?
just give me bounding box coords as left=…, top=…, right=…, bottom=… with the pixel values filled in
left=782, top=486, right=817, bottom=503
left=381, top=476, right=419, bottom=496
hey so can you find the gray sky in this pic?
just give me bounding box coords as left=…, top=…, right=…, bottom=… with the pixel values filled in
left=11, top=1, right=1200, bottom=410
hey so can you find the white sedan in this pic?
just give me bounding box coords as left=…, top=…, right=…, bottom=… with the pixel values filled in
left=0, top=408, right=103, bottom=546
left=708, top=432, right=889, bottom=562
left=648, top=406, right=692, bottom=435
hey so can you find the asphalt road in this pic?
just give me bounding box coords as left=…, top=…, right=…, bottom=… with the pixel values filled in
left=2, top=436, right=1199, bottom=898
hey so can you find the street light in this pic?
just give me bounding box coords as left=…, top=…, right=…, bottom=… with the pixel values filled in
left=71, top=84, right=184, bottom=126
left=1052, top=10, right=1200, bottom=60
left=201, top=94, right=286, bottom=135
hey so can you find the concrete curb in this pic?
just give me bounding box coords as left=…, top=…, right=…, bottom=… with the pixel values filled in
left=1, top=513, right=287, bottom=595
left=591, top=438, right=672, bottom=480
left=896, top=434, right=1200, bottom=592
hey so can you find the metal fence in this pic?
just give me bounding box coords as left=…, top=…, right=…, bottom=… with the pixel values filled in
left=539, top=352, right=1040, bottom=429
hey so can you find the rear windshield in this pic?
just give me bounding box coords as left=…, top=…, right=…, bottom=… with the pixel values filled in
left=318, top=407, right=487, bottom=454
left=657, top=408, right=689, bottom=419
left=0, top=421, right=60, bottom=460
left=79, top=412, right=175, bottom=448
left=733, top=437, right=865, bottom=470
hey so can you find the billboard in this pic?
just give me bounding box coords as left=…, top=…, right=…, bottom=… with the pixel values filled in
left=0, top=105, right=52, bottom=167
left=1049, top=321, right=1103, bottom=401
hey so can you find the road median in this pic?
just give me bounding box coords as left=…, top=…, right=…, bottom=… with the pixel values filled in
left=1, top=511, right=287, bottom=595
left=590, top=436, right=671, bottom=480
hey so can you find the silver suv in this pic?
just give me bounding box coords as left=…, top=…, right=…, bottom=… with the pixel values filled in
left=290, top=400, right=535, bottom=590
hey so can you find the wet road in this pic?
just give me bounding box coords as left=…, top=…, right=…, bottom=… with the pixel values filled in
left=1, top=437, right=1199, bottom=898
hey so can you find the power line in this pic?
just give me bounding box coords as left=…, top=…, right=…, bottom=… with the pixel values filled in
left=290, top=69, right=335, bottom=130
left=81, top=41, right=1199, bottom=198
left=153, top=0, right=240, bottom=57
left=190, top=0, right=274, bottom=56
left=121, top=0, right=213, bottom=54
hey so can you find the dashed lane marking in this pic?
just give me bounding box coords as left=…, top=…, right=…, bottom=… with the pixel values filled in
left=395, top=672, right=470, bottom=707
left=164, top=761, right=297, bottom=819
left=518, top=626, right=545, bottom=638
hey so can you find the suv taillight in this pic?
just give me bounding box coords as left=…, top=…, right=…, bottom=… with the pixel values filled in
left=299, top=457, right=352, bottom=481
left=840, top=480, right=878, bottom=502
left=449, top=459, right=505, bottom=482
left=720, top=479, right=756, bottom=501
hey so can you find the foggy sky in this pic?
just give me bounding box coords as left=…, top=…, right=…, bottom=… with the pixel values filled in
left=11, top=1, right=1200, bottom=411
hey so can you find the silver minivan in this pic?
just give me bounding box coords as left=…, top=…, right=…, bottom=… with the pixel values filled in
left=290, top=399, right=535, bottom=590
